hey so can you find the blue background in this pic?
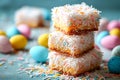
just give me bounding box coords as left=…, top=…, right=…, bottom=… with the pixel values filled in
left=0, top=0, right=120, bottom=20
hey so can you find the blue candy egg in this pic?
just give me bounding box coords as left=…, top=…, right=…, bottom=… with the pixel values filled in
left=41, top=8, right=51, bottom=21
left=95, top=31, right=109, bottom=46
left=108, top=56, right=120, bottom=74
left=49, top=21, right=54, bottom=32
left=7, top=27, right=21, bottom=38
left=29, top=46, right=49, bottom=62
left=112, top=45, right=120, bottom=57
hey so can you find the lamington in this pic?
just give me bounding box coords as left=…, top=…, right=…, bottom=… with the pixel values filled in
left=48, top=49, right=102, bottom=76
left=15, top=6, right=44, bottom=28
left=52, top=3, right=100, bottom=35
left=49, top=31, right=94, bottom=57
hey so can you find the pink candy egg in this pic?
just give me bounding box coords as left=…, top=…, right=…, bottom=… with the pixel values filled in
left=101, top=35, right=120, bottom=50
left=17, top=24, right=31, bottom=38
left=99, top=18, right=109, bottom=30
left=0, top=36, right=13, bottom=53
left=107, top=20, right=120, bottom=31
left=96, top=18, right=109, bottom=35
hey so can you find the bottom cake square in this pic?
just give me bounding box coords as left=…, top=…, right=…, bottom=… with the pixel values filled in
left=48, top=49, right=102, bottom=76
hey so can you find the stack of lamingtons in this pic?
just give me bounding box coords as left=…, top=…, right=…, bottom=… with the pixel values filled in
left=48, top=3, right=102, bottom=76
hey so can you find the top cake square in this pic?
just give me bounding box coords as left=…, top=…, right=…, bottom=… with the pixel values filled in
left=52, top=2, right=100, bottom=35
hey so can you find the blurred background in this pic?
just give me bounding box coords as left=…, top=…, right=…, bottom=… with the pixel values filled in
left=0, top=0, right=120, bottom=29
left=0, top=0, right=120, bottom=18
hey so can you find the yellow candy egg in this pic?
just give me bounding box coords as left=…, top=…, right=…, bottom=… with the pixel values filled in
left=38, top=33, right=49, bottom=48
left=0, top=30, right=6, bottom=36
left=110, top=28, right=120, bottom=37
left=10, top=35, right=27, bottom=49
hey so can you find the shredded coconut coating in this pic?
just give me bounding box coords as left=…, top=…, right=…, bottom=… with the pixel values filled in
left=15, top=6, right=44, bottom=27
left=48, top=49, right=102, bottom=76
left=52, top=2, right=101, bottom=33
left=49, top=31, right=94, bottom=57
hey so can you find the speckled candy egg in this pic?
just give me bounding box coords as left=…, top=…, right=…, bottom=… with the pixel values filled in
left=101, top=35, right=120, bottom=50
left=107, top=20, right=120, bottom=31
left=108, top=56, right=120, bottom=74
left=0, top=36, right=13, bottom=53
left=95, top=31, right=109, bottom=46
left=111, top=46, right=120, bottom=57
left=10, top=35, right=28, bottom=49
left=29, top=46, right=49, bottom=62
left=0, top=30, right=6, bottom=36
left=110, top=28, right=120, bottom=37
left=38, top=33, right=49, bottom=48
left=7, top=27, right=21, bottom=38
left=17, top=24, right=31, bottom=38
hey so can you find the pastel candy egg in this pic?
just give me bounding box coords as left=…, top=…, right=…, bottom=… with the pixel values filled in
left=0, top=30, right=6, bottom=36
left=10, top=35, right=27, bottom=49
left=108, top=56, right=120, bottom=74
left=95, top=31, right=109, bottom=46
left=111, top=46, right=120, bottom=57
left=97, top=18, right=109, bottom=34
left=0, top=36, right=13, bottom=53
left=17, top=24, right=31, bottom=38
left=49, top=21, right=55, bottom=32
left=41, top=8, right=51, bottom=20
left=107, top=20, right=120, bottom=31
left=101, top=35, right=120, bottom=50
left=7, top=27, right=21, bottom=38
left=29, top=46, right=49, bottom=62
left=38, top=33, right=49, bottom=48
left=110, top=28, right=120, bottom=37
